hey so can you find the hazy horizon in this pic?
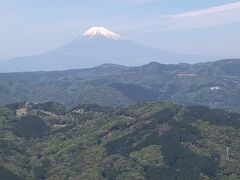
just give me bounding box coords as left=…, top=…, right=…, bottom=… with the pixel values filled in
left=1, top=2, right=240, bottom=179
left=1, top=0, right=240, bottom=61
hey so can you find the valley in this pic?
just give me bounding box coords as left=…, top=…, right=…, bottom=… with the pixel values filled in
left=1, top=2, right=240, bottom=179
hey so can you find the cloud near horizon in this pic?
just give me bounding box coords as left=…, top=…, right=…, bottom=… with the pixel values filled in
left=125, top=2, right=240, bottom=31
left=169, top=2, right=240, bottom=28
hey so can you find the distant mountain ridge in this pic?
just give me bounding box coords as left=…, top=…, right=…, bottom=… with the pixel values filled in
left=0, top=59, right=240, bottom=110
left=0, top=26, right=220, bottom=73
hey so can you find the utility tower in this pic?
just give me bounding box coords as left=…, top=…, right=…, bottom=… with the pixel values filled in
left=226, top=146, right=230, bottom=161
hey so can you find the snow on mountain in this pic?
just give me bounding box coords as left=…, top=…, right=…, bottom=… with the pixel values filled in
left=0, top=26, right=220, bottom=72
left=82, top=27, right=121, bottom=40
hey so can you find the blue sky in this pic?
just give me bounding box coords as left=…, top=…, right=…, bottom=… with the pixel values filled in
left=1, top=0, right=240, bottom=59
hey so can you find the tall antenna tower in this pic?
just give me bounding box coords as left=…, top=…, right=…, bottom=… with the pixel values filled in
left=226, top=146, right=230, bottom=161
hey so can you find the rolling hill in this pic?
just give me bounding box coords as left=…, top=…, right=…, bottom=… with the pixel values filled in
left=0, top=59, right=240, bottom=110
left=0, top=101, right=239, bottom=179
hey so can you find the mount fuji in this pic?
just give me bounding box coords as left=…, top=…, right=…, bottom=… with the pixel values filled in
left=0, top=27, right=219, bottom=72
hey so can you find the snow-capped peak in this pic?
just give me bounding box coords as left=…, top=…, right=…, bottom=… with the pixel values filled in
left=82, top=27, right=121, bottom=40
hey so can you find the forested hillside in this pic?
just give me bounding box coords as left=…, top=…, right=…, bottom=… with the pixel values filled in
left=0, top=59, right=240, bottom=110
left=0, top=101, right=239, bottom=179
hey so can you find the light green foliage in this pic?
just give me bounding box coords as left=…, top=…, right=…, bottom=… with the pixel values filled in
left=130, top=145, right=164, bottom=167
left=0, top=101, right=239, bottom=179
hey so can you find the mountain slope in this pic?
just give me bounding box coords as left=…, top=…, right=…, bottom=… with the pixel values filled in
left=0, top=101, right=239, bottom=179
left=0, top=59, right=240, bottom=109
left=0, top=27, right=219, bottom=72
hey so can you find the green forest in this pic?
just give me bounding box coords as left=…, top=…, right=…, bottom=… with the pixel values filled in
left=0, top=101, right=239, bottom=179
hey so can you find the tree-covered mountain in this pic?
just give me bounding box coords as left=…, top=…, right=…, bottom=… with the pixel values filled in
left=0, top=59, right=240, bottom=110
left=0, top=101, right=239, bottom=179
